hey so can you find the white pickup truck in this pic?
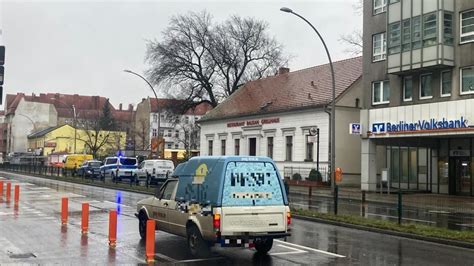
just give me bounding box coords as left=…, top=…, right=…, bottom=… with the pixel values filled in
left=136, top=156, right=291, bottom=257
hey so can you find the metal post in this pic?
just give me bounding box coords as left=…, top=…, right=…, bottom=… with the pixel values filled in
left=280, top=7, right=336, bottom=193
left=334, top=185, right=338, bottom=215
left=398, top=191, right=402, bottom=225
left=316, top=128, right=320, bottom=171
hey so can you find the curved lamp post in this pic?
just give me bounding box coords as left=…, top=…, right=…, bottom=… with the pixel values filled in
left=280, top=7, right=336, bottom=192
left=50, top=98, right=77, bottom=154
left=123, top=69, right=162, bottom=157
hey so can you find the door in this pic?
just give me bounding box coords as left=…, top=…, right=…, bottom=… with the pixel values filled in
left=150, top=180, right=178, bottom=231
left=449, top=157, right=471, bottom=195
left=249, top=138, right=256, bottom=156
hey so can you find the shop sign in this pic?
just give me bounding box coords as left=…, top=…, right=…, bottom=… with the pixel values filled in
left=349, top=123, right=361, bottom=135
left=44, top=141, right=57, bottom=148
left=227, top=117, right=280, bottom=128
left=450, top=150, right=470, bottom=157
left=372, top=116, right=469, bottom=134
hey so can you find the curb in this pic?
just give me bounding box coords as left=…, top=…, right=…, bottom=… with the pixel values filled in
left=0, top=170, right=155, bottom=196
left=293, top=214, right=474, bottom=250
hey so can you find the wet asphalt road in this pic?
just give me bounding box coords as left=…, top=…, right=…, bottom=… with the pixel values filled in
left=1, top=171, right=474, bottom=265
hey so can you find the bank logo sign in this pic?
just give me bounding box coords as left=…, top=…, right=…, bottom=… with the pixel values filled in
left=371, top=117, right=469, bottom=134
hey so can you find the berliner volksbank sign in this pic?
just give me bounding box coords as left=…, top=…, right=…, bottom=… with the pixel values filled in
left=372, top=117, right=469, bottom=134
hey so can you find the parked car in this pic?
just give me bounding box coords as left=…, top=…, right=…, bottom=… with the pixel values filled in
left=77, top=160, right=102, bottom=179
left=135, top=159, right=175, bottom=185
left=136, top=156, right=291, bottom=258
left=100, top=156, right=138, bottom=182
left=63, top=154, right=93, bottom=175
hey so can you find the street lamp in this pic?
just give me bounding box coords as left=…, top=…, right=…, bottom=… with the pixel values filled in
left=123, top=69, right=162, bottom=157
left=50, top=98, right=77, bottom=154
left=280, top=7, right=336, bottom=192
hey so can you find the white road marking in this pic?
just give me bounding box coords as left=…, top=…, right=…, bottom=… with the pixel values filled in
left=153, top=253, right=177, bottom=262
left=367, top=213, right=436, bottom=224
left=270, top=244, right=307, bottom=256
left=275, top=240, right=346, bottom=258
left=176, top=257, right=225, bottom=263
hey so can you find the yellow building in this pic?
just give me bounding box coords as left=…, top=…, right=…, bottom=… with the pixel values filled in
left=27, top=124, right=127, bottom=158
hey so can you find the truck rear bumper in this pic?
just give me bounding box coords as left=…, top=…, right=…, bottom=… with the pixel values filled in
left=217, top=232, right=291, bottom=247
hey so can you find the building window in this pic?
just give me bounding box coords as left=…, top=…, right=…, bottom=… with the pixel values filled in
left=461, top=66, right=474, bottom=95
left=402, top=19, right=411, bottom=51
left=420, top=73, right=433, bottom=99
left=423, top=12, right=437, bottom=47
left=167, top=143, right=172, bottom=149
left=185, top=116, right=190, bottom=123
left=234, top=139, right=240, bottom=155
left=221, top=139, right=226, bottom=155
left=285, top=136, right=293, bottom=161
left=373, top=0, right=387, bottom=15
left=412, top=16, right=422, bottom=49
left=159, top=129, right=164, bottom=136
left=175, top=130, right=179, bottom=138
left=403, top=76, right=413, bottom=101
left=372, top=80, right=390, bottom=105
left=174, top=143, right=179, bottom=149
left=152, top=129, right=157, bottom=137
left=152, top=114, right=158, bottom=122
left=444, top=12, right=454, bottom=45
left=305, top=135, right=314, bottom=161
left=372, top=32, right=386, bottom=61
left=167, top=130, right=172, bottom=137
left=267, top=137, right=274, bottom=159
left=388, top=22, right=401, bottom=54
left=461, top=10, right=474, bottom=44
left=441, top=70, right=452, bottom=97
left=208, top=140, right=213, bottom=156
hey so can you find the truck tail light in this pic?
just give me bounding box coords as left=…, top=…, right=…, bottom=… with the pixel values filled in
left=287, top=211, right=291, bottom=226
left=213, top=214, right=221, bottom=231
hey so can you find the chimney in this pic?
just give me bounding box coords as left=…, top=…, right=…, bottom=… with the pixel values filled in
left=128, top=104, right=133, bottom=111
left=278, top=67, right=290, bottom=75
left=119, top=103, right=122, bottom=111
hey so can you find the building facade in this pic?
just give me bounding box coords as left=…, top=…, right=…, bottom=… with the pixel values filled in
left=199, top=58, right=363, bottom=185
left=134, top=98, right=212, bottom=158
left=361, top=0, right=474, bottom=196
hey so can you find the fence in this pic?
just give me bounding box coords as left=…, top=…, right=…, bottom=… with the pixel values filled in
left=288, top=183, right=474, bottom=231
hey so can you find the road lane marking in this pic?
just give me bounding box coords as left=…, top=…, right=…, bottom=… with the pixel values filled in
left=176, top=257, right=226, bottom=263
left=367, top=213, right=436, bottom=224
left=270, top=244, right=307, bottom=256
left=275, top=240, right=345, bottom=258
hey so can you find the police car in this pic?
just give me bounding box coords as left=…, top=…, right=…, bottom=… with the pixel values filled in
left=100, top=156, right=138, bottom=182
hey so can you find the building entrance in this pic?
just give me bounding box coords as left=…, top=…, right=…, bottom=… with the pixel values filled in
left=449, top=157, right=471, bottom=195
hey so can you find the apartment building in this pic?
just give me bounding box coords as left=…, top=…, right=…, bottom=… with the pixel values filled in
left=361, top=0, right=474, bottom=196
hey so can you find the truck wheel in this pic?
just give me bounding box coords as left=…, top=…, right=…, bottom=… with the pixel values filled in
left=187, top=225, right=210, bottom=258
left=138, top=213, right=148, bottom=240
left=255, top=238, right=273, bottom=254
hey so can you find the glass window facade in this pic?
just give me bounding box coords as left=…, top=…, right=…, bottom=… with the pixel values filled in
left=441, top=71, right=452, bottom=96
left=443, top=12, right=453, bottom=45
left=461, top=66, right=474, bottom=94
left=412, top=16, right=422, bottom=49
left=388, top=22, right=401, bottom=54
left=373, top=32, right=386, bottom=61
left=402, top=19, right=411, bottom=51
left=373, top=0, right=387, bottom=15
left=420, top=74, right=432, bottom=99
left=461, top=10, right=474, bottom=43
left=423, top=12, right=437, bottom=47
left=403, top=76, right=412, bottom=101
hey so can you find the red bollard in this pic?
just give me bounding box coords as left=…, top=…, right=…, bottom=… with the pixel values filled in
left=61, top=197, right=68, bottom=225
left=81, top=202, right=89, bottom=234
left=0, top=180, right=3, bottom=197
left=14, top=185, right=20, bottom=204
left=6, top=182, right=11, bottom=202
left=109, top=209, right=117, bottom=247
left=146, top=219, right=156, bottom=263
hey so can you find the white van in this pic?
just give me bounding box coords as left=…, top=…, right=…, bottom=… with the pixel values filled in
left=135, top=159, right=175, bottom=185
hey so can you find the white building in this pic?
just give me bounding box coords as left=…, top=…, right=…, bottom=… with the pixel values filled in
left=199, top=57, right=363, bottom=185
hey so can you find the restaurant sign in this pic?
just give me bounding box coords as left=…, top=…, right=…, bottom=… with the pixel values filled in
left=227, top=117, right=280, bottom=128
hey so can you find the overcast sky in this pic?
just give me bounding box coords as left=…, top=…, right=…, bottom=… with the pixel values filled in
left=0, top=0, right=361, bottom=110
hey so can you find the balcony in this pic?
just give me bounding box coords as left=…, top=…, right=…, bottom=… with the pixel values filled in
left=387, top=0, right=454, bottom=74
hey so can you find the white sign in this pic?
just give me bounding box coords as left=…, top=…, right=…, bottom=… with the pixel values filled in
left=349, top=123, right=361, bottom=135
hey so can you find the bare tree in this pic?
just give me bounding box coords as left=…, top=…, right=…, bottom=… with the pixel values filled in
left=145, top=10, right=287, bottom=107
left=134, top=118, right=149, bottom=151
left=78, top=117, right=120, bottom=158
left=339, top=0, right=363, bottom=56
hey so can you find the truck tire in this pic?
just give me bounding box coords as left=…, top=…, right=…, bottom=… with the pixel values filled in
left=138, top=212, right=148, bottom=240
left=187, top=225, right=210, bottom=258
left=255, top=238, right=273, bottom=254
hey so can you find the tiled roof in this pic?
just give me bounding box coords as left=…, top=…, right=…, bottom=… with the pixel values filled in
left=27, top=125, right=67, bottom=139
left=200, top=56, right=362, bottom=122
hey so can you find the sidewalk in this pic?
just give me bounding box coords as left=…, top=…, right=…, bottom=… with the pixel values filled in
left=289, top=185, right=474, bottom=215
